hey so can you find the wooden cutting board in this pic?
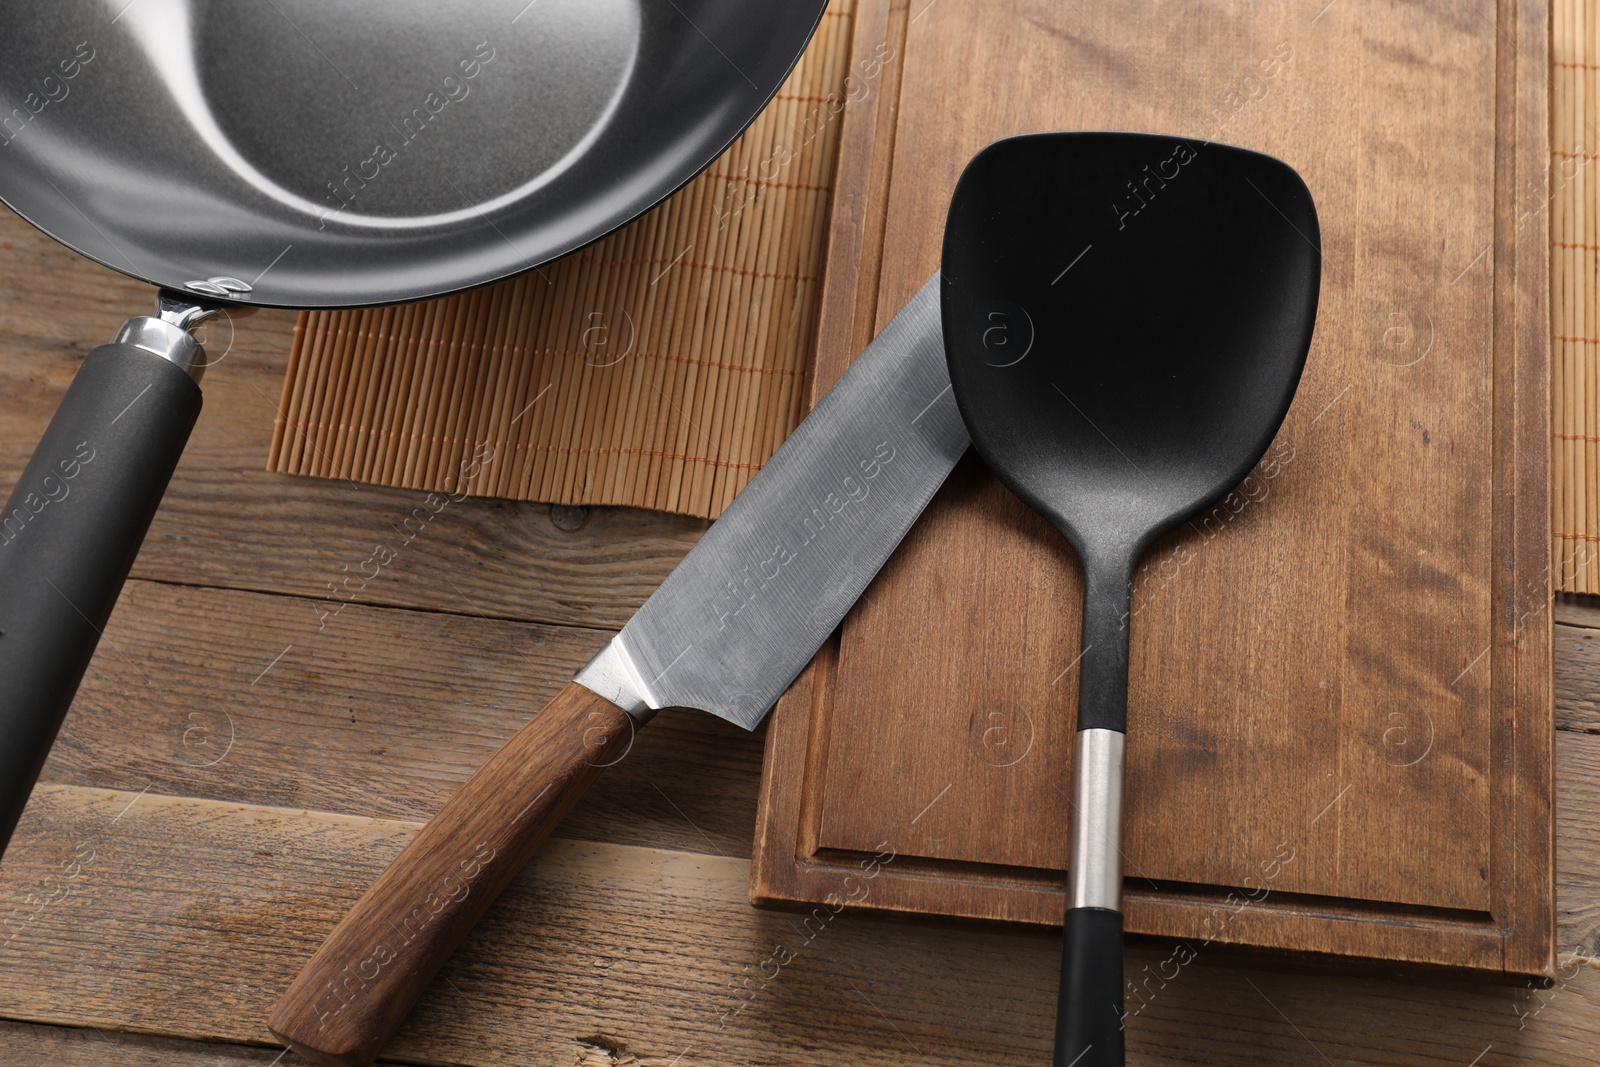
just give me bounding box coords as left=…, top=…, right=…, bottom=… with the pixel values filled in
left=750, top=0, right=1555, bottom=978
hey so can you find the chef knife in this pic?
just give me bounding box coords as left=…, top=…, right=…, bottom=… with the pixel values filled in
left=267, top=275, right=967, bottom=1067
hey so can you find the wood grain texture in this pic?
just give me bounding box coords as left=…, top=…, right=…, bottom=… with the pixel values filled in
left=807, top=0, right=910, bottom=397
left=1557, top=594, right=1600, bottom=630
left=37, top=578, right=763, bottom=859
left=0, top=3, right=1588, bottom=1063
left=1556, top=623, right=1600, bottom=732
left=0, top=214, right=709, bottom=634
left=753, top=0, right=1555, bottom=977
left=1500, top=0, right=1557, bottom=981
left=269, top=683, right=633, bottom=1066
left=3, top=779, right=1600, bottom=1067
left=0, top=1021, right=300, bottom=1067
left=1557, top=730, right=1600, bottom=955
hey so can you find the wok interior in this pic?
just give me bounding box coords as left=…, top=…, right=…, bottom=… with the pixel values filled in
left=942, top=132, right=1319, bottom=555
left=0, top=0, right=824, bottom=307
left=194, top=0, right=642, bottom=224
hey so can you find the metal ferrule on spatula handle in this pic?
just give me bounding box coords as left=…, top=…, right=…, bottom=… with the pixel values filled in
left=1057, top=723, right=1129, bottom=1067
left=1068, top=728, right=1125, bottom=912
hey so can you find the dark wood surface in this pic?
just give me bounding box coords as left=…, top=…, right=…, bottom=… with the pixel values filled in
left=0, top=4, right=1597, bottom=1067
left=268, top=682, right=635, bottom=1066
left=0, top=188, right=1597, bottom=1067
left=753, top=0, right=1557, bottom=978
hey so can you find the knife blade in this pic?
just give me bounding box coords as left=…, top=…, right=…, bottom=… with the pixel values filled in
left=267, top=275, right=967, bottom=1067
left=574, top=275, right=965, bottom=728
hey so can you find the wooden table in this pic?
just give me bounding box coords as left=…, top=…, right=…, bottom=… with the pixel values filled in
left=1, top=195, right=1599, bottom=1067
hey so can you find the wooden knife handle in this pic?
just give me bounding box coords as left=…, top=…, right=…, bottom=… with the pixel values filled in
left=267, top=682, right=637, bottom=1067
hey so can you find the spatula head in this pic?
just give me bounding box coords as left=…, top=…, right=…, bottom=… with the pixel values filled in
left=941, top=132, right=1319, bottom=564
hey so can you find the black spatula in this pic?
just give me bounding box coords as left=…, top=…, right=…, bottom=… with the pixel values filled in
left=941, top=132, right=1320, bottom=1067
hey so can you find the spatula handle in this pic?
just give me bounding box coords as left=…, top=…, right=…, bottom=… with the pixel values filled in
left=1057, top=906, right=1125, bottom=1066
left=267, top=681, right=638, bottom=1067
left=1057, top=725, right=1127, bottom=1066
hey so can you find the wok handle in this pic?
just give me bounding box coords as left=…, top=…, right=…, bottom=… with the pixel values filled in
left=268, top=681, right=638, bottom=1067
left=0, top=338, right=202, bottom=854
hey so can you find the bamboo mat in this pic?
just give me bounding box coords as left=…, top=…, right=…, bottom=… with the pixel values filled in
left=270, top=0, right=1600, bottom=588
left=267, top=0, right=854, bottom=520
left=1555, top=0, right=1600, bottom=593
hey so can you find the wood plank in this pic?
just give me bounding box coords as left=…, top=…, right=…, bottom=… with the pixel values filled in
left=807, top=0, right=910, bottom=397
left=0, top=1020, right=296, bottom=1067
left=2, top=782, right=1599, bottom=1067
left=1558, top=732, right=1600, bottom=956
left=0, top=208, right=710, bottom=632
left=1500, top=0, right=1558, bottom=981
left=1556, top=623, right=1600, bottom=733
left=35, top=579, right=765, bottom=860
left=1557, top=595, right=1600, bottom=631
